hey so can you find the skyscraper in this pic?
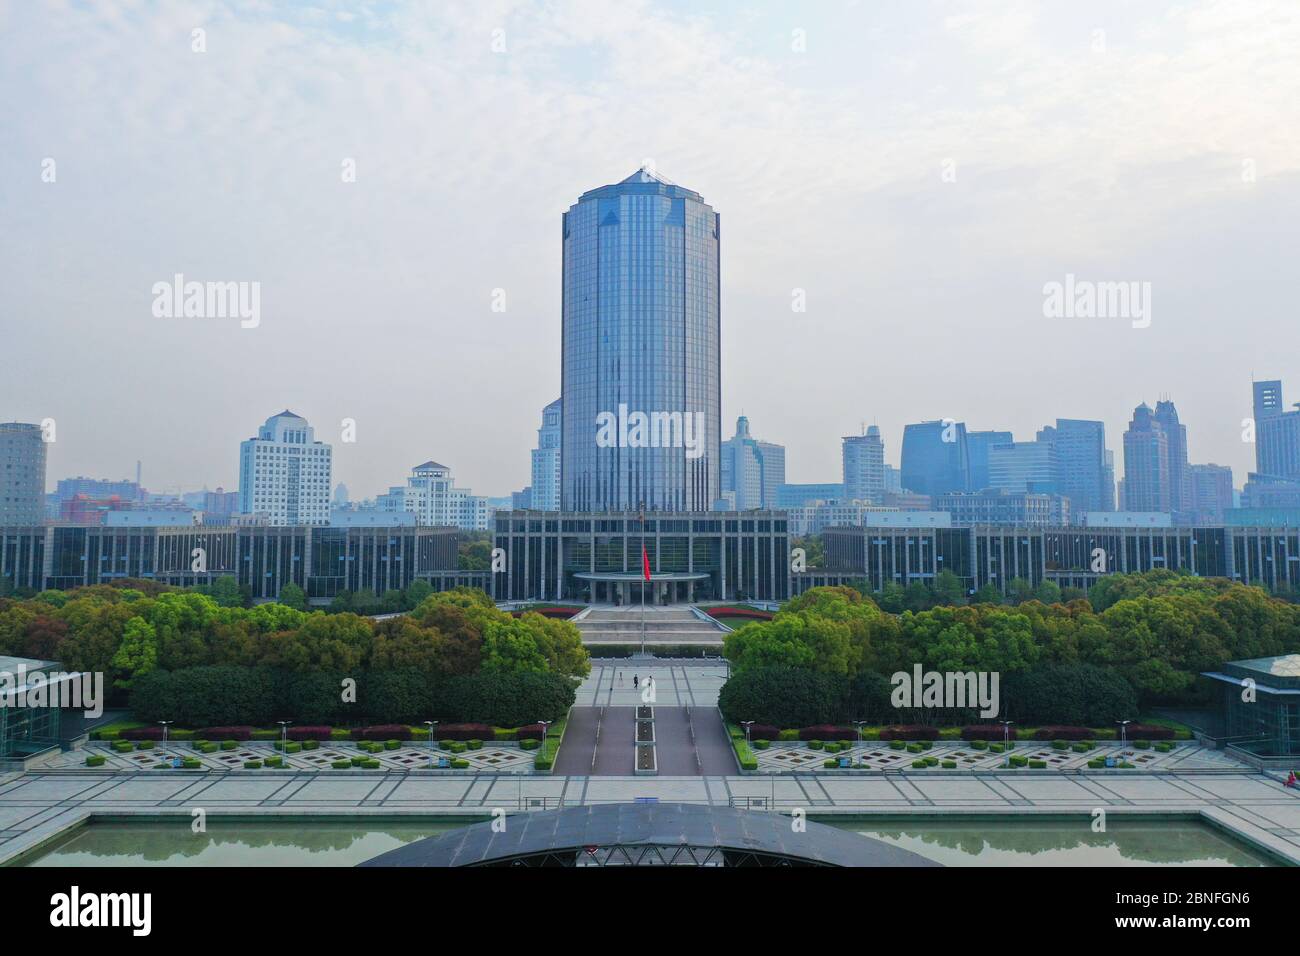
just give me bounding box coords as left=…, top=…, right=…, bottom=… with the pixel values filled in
left=900, top=420, right=969, bottom=496
left=560, top=168, right=721, bottom=512
left=530, top=398, right=562, bottom=510
left=842, top=425, right=885, bottom=504
left=1253, top=379, right=1300, bottom=478
left=238, top=410, right=332, bottom=525
left=1121, top=402, right=1171, bottom=512
left=1153, top=399, right=1191, bottom=514
left=377, top=460, right=490, bottom=530
left=721, top=415, right=785, bottom=510
left=0, top=423, right=47, bottom=526
left=1037, top=419, right=1114, bottom=515
left=987, top=440, right=1058, bottom=494
left=1189, top=463, right=1234, bottom=524
left=966, top=430, right=1013, bottom=492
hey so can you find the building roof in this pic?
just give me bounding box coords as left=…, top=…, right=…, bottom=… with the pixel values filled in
left=1204, top=654, right=1300, bottom=693
left=413, top=460, right=449, bottom=471
left=359, top=802, right=940, bottom=868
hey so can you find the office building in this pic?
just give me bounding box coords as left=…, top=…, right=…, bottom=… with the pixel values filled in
left=935, top=490, right=1069, bottom=527
left=777, top=483, right=844, bottom=508
left=1037, top=419, right=1114, bottom=515
left=0, top=423, right=47, bottom=527
left=1153, top=399, right=1192, bottom=514
left=530, top=398, right=562, bottom=511
left=376, top=460, right=491, bottom=531
left=1253, top=379, right=1300, bottom=479
left=560, top=168, right=720, bottom=512
left=900, top=420, right=969, bottom=496
left=966, top=430, right=1013, bottom=492
left=237, top=410, right=332, bottom=526
left=721, top=415, right=786, bottom=510
left=842, top=426, right=885, bottom=504
left=1189, top=463, right=1234, bottom=524
left=987, top=440, right=1058, bottom=494
left=1122, top=402, right=1171, bottom=512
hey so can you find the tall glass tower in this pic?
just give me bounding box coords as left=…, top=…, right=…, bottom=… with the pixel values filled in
left=561, top=168, right=721, bottom=512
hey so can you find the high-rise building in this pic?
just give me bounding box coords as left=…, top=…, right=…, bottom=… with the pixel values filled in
left=0, top=423, right=48, bottom=526
left=560, top=168, right=721, bottom=512
left=1121, top=402, right=1171, bottom=512
left=987, top=440, right=1058, bottom=494
left=884, top=464, right=903, bottom=494
left=841, top=425, right=885, bottom=504
left=530, top=398, right=562, bottom=511
left=966, top=430, right=1013, bottom=491
left=376, top=460, right=490, bottom=531
left=777, top=483, right=844, bottom=508
left=237, top=410, right=333, bottom=526
left=1253, top=379, right=1300, bottom=479
left=900, top=420, right=969, bottom=496
left=721, top=415, right=785, bottom=510
left=54, top=476, right=145, bottom=504
left=1153, top=399, right=1191, bottom=514
left=1189, top=463, right=1234, bottom=524
left=1036, top=419, right=1114, bottom=516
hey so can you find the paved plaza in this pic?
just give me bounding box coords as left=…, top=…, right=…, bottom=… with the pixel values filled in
left=575, top=661, right=727, bottom=707
left=754, top=741, right=1245, bottom=773
left=1, top=767, right=1298, bottom=865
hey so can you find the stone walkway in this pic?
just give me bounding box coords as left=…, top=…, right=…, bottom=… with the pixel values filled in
left=2, top=768, right=1298, bottom=865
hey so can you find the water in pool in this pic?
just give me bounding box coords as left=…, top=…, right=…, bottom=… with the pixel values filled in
left=17, top=817, right=1275, bottom=866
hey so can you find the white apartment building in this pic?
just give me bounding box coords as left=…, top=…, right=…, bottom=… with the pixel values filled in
left=377, top=460, right=491, bottom=530
left=238, top=410, right=333, bottom=526
left=789, top=502, right=951, bottom=536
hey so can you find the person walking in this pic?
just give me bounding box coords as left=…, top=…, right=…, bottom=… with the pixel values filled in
left=633, top=674, right=639, bottom=689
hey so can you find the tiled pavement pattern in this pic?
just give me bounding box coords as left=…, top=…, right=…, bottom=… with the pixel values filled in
left=2, top=767, right=1299, bottom=865
left=41, top=743, right=536, bottom=773
left=754, top=742, right=1245, bottom=773
left=576, top=662, right=727, bottom=707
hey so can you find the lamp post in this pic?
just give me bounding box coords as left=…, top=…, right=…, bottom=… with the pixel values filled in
left=852, top=720, right=867, bottom=767
left=424, top=720, right=438, bottom=766
left=158, top=720, right=172, bottom=766
left=1000, top=720, right=1014, bottom=768
left=1116, top=719, right=1131, bottom=751
left=277, top=720, right=292, bottom=765
left=740, top=720, right=754, bottom=747
left=539, top=719, right=551, bottom=764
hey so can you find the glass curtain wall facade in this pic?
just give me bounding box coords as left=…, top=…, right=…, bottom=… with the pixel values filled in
left=561, top=169, right=721, bottom=512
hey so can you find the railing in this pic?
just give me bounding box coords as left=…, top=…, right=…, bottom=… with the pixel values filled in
left=592, top=706, right=604, bottom=772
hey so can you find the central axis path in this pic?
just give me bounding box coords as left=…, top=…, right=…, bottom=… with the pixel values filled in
left=554, top=706, right=737, bottom=776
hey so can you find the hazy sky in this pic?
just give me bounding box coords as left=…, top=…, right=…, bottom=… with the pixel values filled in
left=3, top=0, right=1299, bottom=500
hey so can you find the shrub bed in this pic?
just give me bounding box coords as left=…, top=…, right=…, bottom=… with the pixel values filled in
left=962, top=724, right=1017, bottom=741
left=1031, top=726, right=1093, bottom=741
left=287, top=726, right=332, bottom=741
left=799, top=725, right=856, bottom=741
left=879, top=725, right=940, bottom=741
left=197, top=726, right=255, bottom=741
left=352, top=724, right=412, bottom=741
left=431, top=723, right=494, bottom=741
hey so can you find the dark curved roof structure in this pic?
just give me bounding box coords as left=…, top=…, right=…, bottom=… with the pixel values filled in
left=359, top=803, right=941, bottom=868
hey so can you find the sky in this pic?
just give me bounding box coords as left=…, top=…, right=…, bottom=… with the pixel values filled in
left=2, top=0, right=1299, bottom=500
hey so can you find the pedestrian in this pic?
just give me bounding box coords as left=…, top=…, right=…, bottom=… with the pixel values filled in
left=633, top=674, right=639, bottom=689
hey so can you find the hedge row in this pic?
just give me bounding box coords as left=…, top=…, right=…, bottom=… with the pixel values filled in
left=719, top=662, right=1138, bottom=728
left=129, top=666, right=575, bottom=728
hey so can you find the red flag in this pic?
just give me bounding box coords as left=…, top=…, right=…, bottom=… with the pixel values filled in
left=642, top=544, right=651, bottom=581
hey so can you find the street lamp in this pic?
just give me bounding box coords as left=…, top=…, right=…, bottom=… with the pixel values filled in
left=424, top=720, right=438, bottom=765
left=277, top=720, right=292, bottom=765
left=538, top=719, right=551, bottom=764
left=158, top=721, right=172, bottom=766
left=1000, top=720, right=1014, bottom=767
left=740, top=720, right=754, bottom=747
left=852, top=720, right=867, bottom=766
left=1116, top=719, right=1132, bottom=752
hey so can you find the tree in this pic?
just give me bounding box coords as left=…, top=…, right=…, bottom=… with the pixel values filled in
left=278, top=583, right=307, bottom=611
left=210, top=575, right=244, bottom=608
left=110, top=617, right=159, bottom=690
left=404, top=580, right=433, bottom=609
left=972, top=583, right=1004, bottom=605
left=1007, top=577, right=1035, bottom=605
left=933, top=569, right=967, bottom=606
left=718, top=666, right=849, bottom=727
left=1033, top=581, right=1062, bottom=605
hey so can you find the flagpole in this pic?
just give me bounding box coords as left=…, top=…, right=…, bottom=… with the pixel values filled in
left=640, top=504, right=646, bottom=657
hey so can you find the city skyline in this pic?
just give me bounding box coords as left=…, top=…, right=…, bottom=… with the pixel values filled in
left=4, top=1, right=1300, bottom=498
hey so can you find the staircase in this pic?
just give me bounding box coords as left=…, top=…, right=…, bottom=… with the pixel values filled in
left=575, top=605, right=728, bottom=646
